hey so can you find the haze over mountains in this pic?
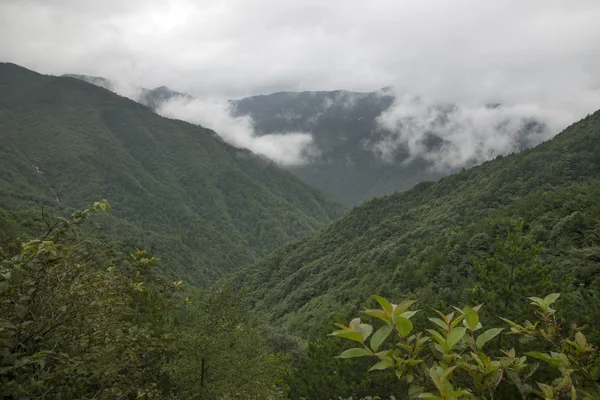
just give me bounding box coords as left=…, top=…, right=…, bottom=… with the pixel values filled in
left=64, top=73, right=559, bottom=205
left=2, top=1, right=600, bottom=398
left=236, top=108, right=600, bottom=335
left=1, top=63, right=345, bottom=284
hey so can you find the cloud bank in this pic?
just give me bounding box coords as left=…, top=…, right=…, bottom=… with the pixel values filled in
left=2, top=0, right=599, bottom=167
left=156, top=98, right=316, bottom=166
left=2, top=0, right=599, bottom=111
left=371, top=93, right=574, bottom=171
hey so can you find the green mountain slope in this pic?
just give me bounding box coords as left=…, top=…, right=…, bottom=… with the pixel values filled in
left=63, top=74, right=551, bottom=207
left=0, top=63, right=346, bottom=284
left=233, top=90, right=548, bottom=205
left=238, top=109, right=600, bottom=334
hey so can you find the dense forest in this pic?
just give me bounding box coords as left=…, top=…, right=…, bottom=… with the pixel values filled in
left=0, top=63, right=346, bottom=285
left=0, top=202, right=292, bottom=398
left=1, top=62, right=599, bottom=399
left=236, top=109, right=600, bottom=398
left=232, top=90, right=546, bottom=205
left=64, top=75, right=549, bottom=207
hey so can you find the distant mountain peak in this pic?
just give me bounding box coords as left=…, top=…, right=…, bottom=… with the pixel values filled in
left=63, top=73, right=190, bottom=109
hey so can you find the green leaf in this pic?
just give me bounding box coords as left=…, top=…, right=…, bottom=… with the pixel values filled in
left=396, top=316, right=413, bottom=337
left=446, top=327, right=467, bottom=351
left=463, top=306, right=479, bottom=331
left=373, top=295, right=393, bottom=314
left=428, top=317, right=447, bottom=331
left=433, top=343, right=445, bottom=354
left=364, top=309, right=391, bottom=323
left=537, top=382, right=554, bottom=398
left=528, top=296, right=545, bottom=306
left=499, top=317, right=521, bottom=329
left=408, top=385, right=424, bottom=396
left=449, top=315, right=465, bottom=329
left=337, top=348, right=372, bottom=358
left=525, top=351, right=553, bottom=364
left=358, top=323, right=373, bottom=341
left=525, top=351, right=570, bottom=368
left=544, top=293, right=560, bottom=306
left=335, top=331, right=365, bottom=343
left=442, top=365, right=458, bottom=379
left=416, top=336, right=431, bottom=348
left=368, top=359, right=394, bottom=371
left=392, top=299, right=416, bottom=316
left=575, top=332, right=587, bottom=348
left=426, top=329, right=446, bottom=347
left=370, top=325, right=393, bottom=352
left=333, top=323, right=350, bottom=331
left=401, top=310, right=419, bottom=319
left=476, top=328, right=504, bottom=350
left=449, top=390, right=472, bottom=398
left=349, top=318, right=361, bottom=331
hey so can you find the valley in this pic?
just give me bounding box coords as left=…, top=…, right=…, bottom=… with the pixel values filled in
left=1, top=1, right=599, bottom=396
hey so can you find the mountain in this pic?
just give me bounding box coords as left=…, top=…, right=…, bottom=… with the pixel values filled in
left=236, top=108, right=600, bottom=335
left=62, top=73, right=191, bottom=109
left=232, top=90, right=549, bottom=205
left=65, top=74, right=550, bottom=206
left=0, top=63, right=346, bottom=285
left=232, top=89, right=437, bottom=205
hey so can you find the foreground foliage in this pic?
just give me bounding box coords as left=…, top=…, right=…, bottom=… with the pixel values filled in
left=0, top=201, right=176, bottom=397
left=167, top=284, right=290, bottom=399
left=239, top=109, right=600, bottom=335
left=0, top=202, right=290, bottom=399
left=332, top=294, right=600, bottom=399
left=239, top=107, right=600, bottom=398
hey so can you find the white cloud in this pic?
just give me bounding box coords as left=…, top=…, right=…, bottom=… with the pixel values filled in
left=1, top=0, right=598, bottom=111
left=372, top=93, right=574, bottom=171
left=156, top=97, right=317, bottom=166
left=2, top=0, right=599, bottom=168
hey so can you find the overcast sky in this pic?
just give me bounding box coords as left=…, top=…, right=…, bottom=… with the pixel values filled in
left=2, top=0, right=600, bottom=167
left=1, top=0, right=599, bottom=106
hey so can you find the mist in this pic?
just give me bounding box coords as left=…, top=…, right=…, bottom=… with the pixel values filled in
left=156, top=97, right=317, bottom=166
left=372, top=93, right=574, bottom=171
left=6, top=0, right=595, bottom=169
left=68, top=72, right=584, bottom=171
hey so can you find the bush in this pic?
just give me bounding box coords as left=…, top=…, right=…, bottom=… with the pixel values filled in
left=332, top=294, right=600, bottom=399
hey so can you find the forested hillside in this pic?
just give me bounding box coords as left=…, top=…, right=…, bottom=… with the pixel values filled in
left=64, top=75, right=550, bottom=207
left=233, top=90, right=547, bottom=205
left=238, top=109, right=600, bottom=336
left=0, top=63, right=346, bottom=284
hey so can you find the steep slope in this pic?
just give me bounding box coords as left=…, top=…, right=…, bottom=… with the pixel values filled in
left=64, top=75, right=550, bottom=207
left=233, top=90, right=548, bottom=205
left=0, top=63, right=346, bottom=284
left=237, top=109, right=600, bottom=334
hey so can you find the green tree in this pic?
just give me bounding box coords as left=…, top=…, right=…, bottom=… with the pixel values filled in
left=331, top=294, right=600, bottom=400
left=167, top=283, right=291, bottom=399
left=0, top=201, right=180, bottom=399
left=473, top=220, right=554, bottom=319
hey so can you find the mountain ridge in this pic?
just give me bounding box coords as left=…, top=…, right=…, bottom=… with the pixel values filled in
left=236, top=107, right=600, bottom=335
left=0, top=62, right=347, bottom=284
left=64, top=73, right=552, bottom=206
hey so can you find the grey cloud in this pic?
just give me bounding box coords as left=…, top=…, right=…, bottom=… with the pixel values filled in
left=156, top=97, right=318, bottom=166
left=371, top=93, right=572, bottom=171
left=2, top=0, right=598, bottom=107
left=1, top=0, right=600, bottom=167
